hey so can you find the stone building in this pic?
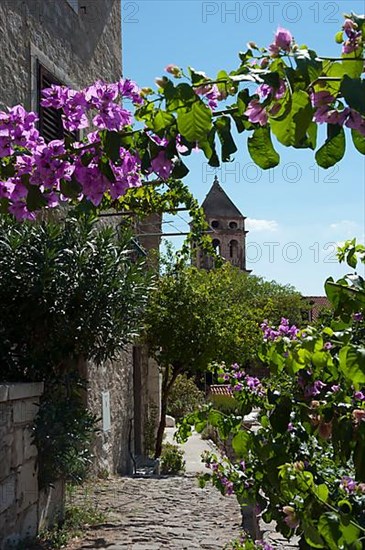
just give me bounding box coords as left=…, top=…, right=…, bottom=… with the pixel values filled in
left=0, top=0, right=121, bottom=114
left=0, top=0, right=160, bottom=480
left=194, top=176, right=250, bottom=271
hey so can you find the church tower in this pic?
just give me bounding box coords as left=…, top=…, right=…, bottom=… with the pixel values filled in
left=194, top=176, right=249, bottom=271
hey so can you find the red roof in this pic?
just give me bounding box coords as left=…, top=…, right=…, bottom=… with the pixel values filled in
left=305, top=296, right=331, bottom=322
left=209, top=384, right=233, bottom=397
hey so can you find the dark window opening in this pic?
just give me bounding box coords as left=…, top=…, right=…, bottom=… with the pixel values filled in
left=229, top=221, right=238, bottom=229
left=37, top=64, right=78, bottom=143
left=212, top=239, right=221, bottom=254
left=211, top=220, right=219, bottom=229
left=229, top=239, right=239, bottom=258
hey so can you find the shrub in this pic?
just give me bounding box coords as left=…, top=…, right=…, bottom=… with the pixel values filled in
left=160, top=443, right=185, bottom=475
left=167, top=374, right=205, bottom=420
left=0, top=213, right=152, bottom=382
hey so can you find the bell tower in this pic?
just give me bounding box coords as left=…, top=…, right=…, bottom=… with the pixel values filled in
left=194, top=176, right=249, bottom=271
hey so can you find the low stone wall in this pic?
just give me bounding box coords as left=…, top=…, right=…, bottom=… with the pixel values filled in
left=0, top=382, right=43, bottom=548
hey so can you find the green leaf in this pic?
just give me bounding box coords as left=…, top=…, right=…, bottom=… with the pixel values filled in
left=26, top=185, right=48, bottom=211
left=248, top=127, right=280, bottom=169
left=177, top=101, right=212, bottom=143
left=60, top=176, right=83, bottom=199
left=151, top=111, right=175, bottom=133
left=314, top=483, right=329, bottom=502
left=269, top=396, right=292, bottom=433
left=232, top=430, right=251, bottom=458
left=214, top=116, right=237, bottom=161
left=270, top=90, right=313, bottom=147
left=339, top=346, right=365, bottom=386
left=340, top=75, right=365, bottom=115
left=341, top=52, right=364, bottom=79
left=304, top=523, right=325, bottom=548
left=99, top=158, right=116, bottom=183
left=351, top=129, right=365, bottom=154
left=315, top=125, right=345, bottom=169
left=171, top=159, right=189, bottom=179
left=318, top=513, right=341, bottom=550
left=103, top=131, right=122, bottom=163
left=335, top=31, right=343, bottom=44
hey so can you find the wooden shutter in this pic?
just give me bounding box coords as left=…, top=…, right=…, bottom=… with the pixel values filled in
left=38, top=64, right=64, bottom=143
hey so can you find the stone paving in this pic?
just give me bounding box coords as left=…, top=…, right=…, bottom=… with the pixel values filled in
left=65, top=475, right=242, bottom=550
left=64, top=429, right=299, bottom=550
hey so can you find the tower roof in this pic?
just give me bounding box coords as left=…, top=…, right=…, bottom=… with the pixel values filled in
left=201, top=176, right=244, bottom=218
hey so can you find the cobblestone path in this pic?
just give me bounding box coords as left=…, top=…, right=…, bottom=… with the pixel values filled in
left=66, top=475, right=242, bottom=550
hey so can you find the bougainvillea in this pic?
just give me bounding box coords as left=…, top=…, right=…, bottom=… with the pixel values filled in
left=0, top=13, right=364, bottom=220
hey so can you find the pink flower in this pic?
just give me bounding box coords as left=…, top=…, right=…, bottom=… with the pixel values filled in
left=245, top=100, right=268, bottom=126
left=282, top=506, right=299, bottom=529
left=270, top=27, right=293, bottom=53
left=164, top=64, right=182, bottom=78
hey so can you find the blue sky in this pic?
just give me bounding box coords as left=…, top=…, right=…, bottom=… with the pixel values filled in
left=123, top=0, right=365, bottom=295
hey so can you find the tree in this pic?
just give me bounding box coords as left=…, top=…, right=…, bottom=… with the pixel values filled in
left=144, top=261, right=304, bottom=457
left=177, top=241, right=365, bottom=549
left=0, top=213, right=152, bottom=381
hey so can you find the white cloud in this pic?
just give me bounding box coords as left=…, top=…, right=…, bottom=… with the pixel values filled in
left=246, top=218, right=279, bottom=232
left=329, top=220, right=361, bottom=235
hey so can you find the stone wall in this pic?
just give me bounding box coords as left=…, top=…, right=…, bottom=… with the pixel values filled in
left=0, top=0, right=121, bottom=111
left=82, top=350, right=135, bottom=476
left=83, top=346, right=161, bottom=476
left=0, top=383, right=43, bottom=549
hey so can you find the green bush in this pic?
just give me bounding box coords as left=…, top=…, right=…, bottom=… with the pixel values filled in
left=0, top=213, right=152, bottom=382
left=167, top=374, right=205, bottom=420
left=32, top=376, right=97, bottom=487
left=160, top=443, right=185, bottom=475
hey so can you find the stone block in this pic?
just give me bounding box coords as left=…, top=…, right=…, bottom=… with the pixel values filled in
left=0, top=445, right=12, bottom=481
left=0, top=403, right=12, bottom=427
left=2, top=533, right=22, bottom=550
left=11, top=428, right=24, bottom=467
left=17, top=460, right=38, bottom=511
left=13, top=399, right=39, bottom=425
left=0, top=385, right=9, bottom=403
left=20, top=502, right=38, bottom=539
left=8, top=382, right=44, bottom=401
left=0, top=474, right=16, bottom=514
left=23, top=426, right=37, bottom=460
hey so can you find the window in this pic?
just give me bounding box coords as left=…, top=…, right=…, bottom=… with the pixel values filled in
left=211, top=220, right=219, bottom=229
left=229, top=240, right=239, bottom=258
left=212, top=239, right=221, bottom=254
left=229, top=221, right=238, bottom=229
left=37, top=64, right=77, bottom=143
left=66, top=0, right=78, bottom=13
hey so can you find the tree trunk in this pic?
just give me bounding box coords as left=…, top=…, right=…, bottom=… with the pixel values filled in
left=154, top=364, right=181, bottom=459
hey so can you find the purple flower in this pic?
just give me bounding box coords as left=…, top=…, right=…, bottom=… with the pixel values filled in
left=340, top=476, right=357, bottom=494
left=331, top=384, right=340, bottom=393
left=272, top=27, right=293, bottom=52
left=345, top=109, right=365, bottom=136
left=304, top=380, right=326, bottom=398
left=151, top=152, right=173, bottom=180
left=118, top=78, right=143, bottom=104
left=257, top=80, right=286, bottom=101
left=323, top=342, right=333, bottom=351
left=354, top=391, right=365, bottom=401
left=353, top=312, right=364, bottom=322
left=311, top=91, right=335, bottom=108
left=245, top=100, right=268, bottom=126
